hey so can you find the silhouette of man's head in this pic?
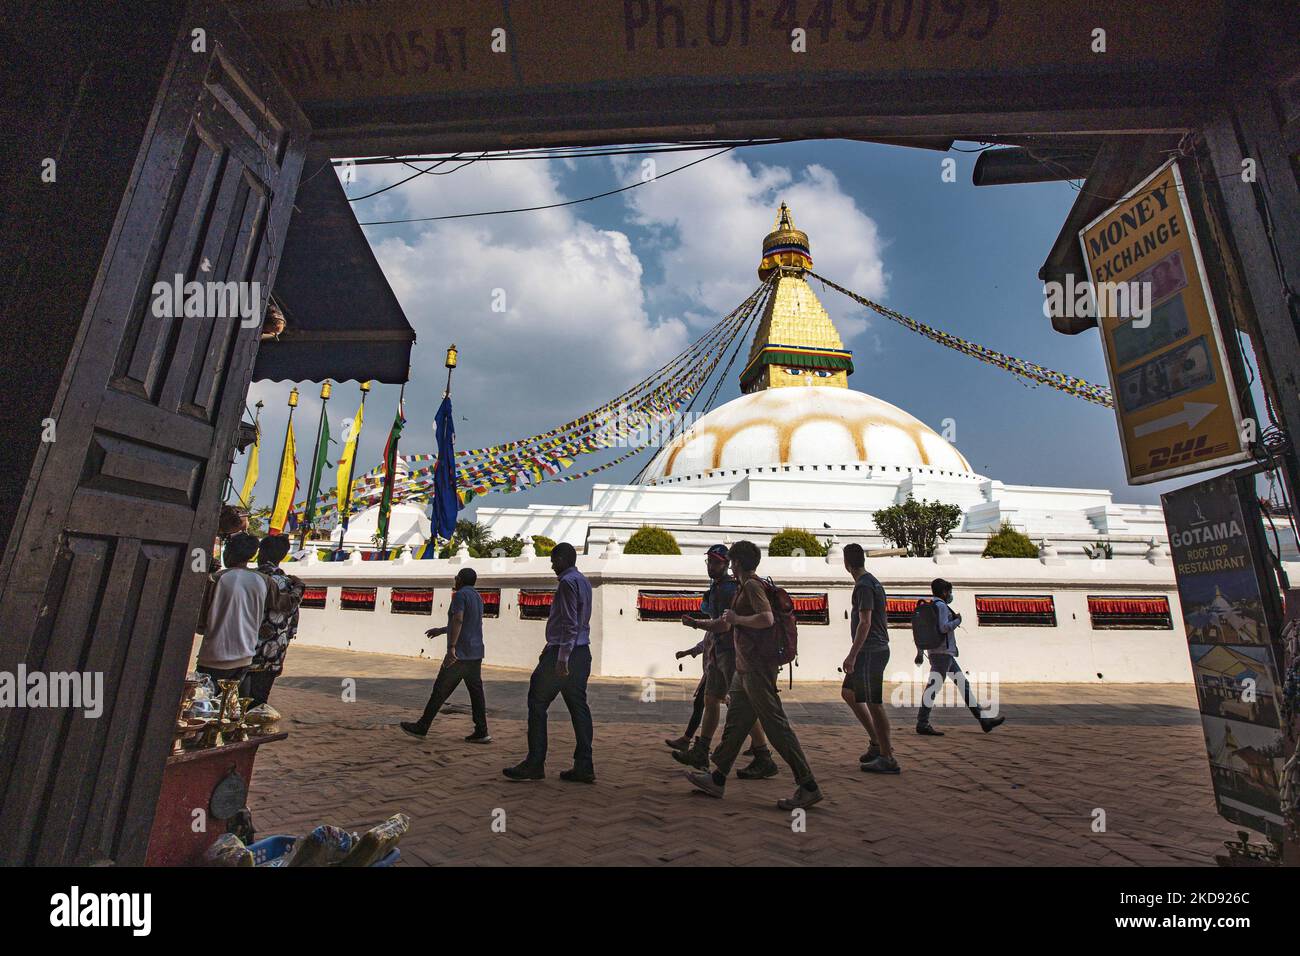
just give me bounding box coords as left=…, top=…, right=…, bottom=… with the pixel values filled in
left=224, top=533, right=259, bottom=568
left=258, top=534, right=291, bottom=565
left=550, top=542, right=577, bottom=575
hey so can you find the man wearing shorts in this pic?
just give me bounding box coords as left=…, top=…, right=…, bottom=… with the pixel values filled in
left=671, top=544, right=775, bottom=778
left=841, top=543, right=899, bottom=774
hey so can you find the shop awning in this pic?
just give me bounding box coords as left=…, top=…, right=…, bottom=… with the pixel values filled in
left=1036, top=135, right=1182, bottom=335
left=253, top=147, right=415, bottom=384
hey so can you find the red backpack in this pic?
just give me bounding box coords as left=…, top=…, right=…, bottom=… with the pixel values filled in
left=733, top=574, right=800, bottom=665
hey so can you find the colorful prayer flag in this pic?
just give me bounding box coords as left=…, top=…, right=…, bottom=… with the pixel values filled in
left=270, top=421, right=297, bottom=535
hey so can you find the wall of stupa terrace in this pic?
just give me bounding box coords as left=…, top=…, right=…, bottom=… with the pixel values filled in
left=278, top=550, right=1300, bottom=683
left=472, top=470, right=1185, bottom=560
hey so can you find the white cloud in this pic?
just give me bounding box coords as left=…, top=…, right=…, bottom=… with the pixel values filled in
left=240, top=149, right=892, bottom=519
left=615, top=150, right=888, bottom=341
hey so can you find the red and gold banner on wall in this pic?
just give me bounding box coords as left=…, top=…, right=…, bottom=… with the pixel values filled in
left=1087, top=597, right=1170, bottom=616
left=975, top=596, right=1055, bottom=615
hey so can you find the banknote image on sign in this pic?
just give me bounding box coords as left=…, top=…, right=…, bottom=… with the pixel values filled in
left=1079, top=159, right=1249, bottom=484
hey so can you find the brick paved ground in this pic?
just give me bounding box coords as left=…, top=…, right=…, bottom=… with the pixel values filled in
left=245, top=644, right=1232, bottom=866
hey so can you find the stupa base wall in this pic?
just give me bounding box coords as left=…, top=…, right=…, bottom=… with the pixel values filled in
left=271, top=552, right=1273, bottom=684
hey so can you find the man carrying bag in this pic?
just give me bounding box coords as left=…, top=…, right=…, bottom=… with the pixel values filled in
left=682, top=540, right=823, bottom=812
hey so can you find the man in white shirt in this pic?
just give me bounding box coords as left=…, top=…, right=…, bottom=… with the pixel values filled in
left=197, top=533, right=269, bottom=684
left=915, top=578, right=1005, bottom=736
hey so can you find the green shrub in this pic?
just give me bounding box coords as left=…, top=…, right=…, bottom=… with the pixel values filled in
left=531, top=535, right=556, bottom=556
left=624, top=525, right=681, bottom=555
left=435, top=519, right=496, bottom=558
left=981, top=522, right=1039, bottom=558
left=1083, top=538, right=1113, bottom=559
left=768, top=527, right=827, bottom=557
left=485, top=535, right=526, bottom=558
left=873, top=495, right=963, bottom=557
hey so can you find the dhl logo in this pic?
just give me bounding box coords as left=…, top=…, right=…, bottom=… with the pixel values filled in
left=1145, top=433, right=1231, bottom=470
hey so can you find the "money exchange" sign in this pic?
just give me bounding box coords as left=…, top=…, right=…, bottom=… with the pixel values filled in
left=1079, top=159, right=1249, bottom=485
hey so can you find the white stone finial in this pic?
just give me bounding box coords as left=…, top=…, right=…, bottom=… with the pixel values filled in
left=518, top=539, right=537, bottom=561
left=601, top=534, right=622, bottom=560
left=1038, top=538, right=1064, bottom=566
left=449, top=540, right=470, bottom=565
left=933, top=538, right=958, bottom=565
left=346, top=549, right=363, bottom=566
left=824, top=534, right=842, bottom=563
left=1146, top=537, right=1169, bottom=564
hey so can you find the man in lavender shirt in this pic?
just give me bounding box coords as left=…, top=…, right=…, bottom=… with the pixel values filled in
left=503, top=542, right=595, bottom=783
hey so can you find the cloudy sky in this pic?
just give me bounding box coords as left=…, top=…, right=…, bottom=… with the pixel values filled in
left=241, top=139, right=1243, bottom=524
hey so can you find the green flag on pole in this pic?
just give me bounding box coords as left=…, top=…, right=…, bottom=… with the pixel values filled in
left=376, top=398, right=407, bottom=544
left=303, top=413, right=332, bottom=528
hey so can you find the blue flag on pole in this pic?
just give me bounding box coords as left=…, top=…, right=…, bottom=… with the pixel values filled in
left=428, top=395, right=459, bottom=549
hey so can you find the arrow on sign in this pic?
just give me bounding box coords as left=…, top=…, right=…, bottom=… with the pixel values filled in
left=1134, top=402, right=1217, bottom=438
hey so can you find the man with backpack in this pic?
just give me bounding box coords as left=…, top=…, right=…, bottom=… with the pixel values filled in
left=682, top=540, right=823, bottom=811
left=670, top=544, right=777, bottom=779
left=842, top=543, right=899, bottom=774
left=915, top=578, right=1005, bottom=735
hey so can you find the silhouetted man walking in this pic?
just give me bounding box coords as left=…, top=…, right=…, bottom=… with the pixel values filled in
left=401, top=566, right=492, bottom=744
left=503, top=542, right=595, bottom=783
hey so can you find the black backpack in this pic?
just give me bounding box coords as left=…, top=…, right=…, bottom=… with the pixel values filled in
left=911, top=599, right=946, bottom=651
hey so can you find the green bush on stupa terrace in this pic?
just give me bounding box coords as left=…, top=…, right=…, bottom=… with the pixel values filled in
left=623, top=525, right=681, bottom=555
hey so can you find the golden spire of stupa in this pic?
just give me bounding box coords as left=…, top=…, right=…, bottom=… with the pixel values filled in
left=757, top=202, right=813, bottom=280
left=741, top=203, right=854, bottom=393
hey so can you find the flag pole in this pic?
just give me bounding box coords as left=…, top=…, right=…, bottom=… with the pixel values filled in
left=337, top=380, right=371, bottom=552
left=436, top=345, right=459, bottom=550
left=270, top=388, right=299, bottom=535
left=300, top=380, right=332, bottom=550
left=379, top=380, right=407, bottom=556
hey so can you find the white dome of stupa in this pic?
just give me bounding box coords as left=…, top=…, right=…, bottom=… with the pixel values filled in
left=636, top=205, right=973, bottom=485
left=645, top=386, right=971, bottom=482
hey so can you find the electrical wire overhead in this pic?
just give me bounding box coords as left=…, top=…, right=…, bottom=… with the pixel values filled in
left=356, top=146, right=739, bottom=225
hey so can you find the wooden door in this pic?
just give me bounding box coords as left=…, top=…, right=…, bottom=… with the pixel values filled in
left=0, top=1, right=308, bottom=865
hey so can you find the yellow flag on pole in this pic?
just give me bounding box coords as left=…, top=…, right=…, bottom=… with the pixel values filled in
left=270, top=422, right=297, bottom=534
left=335, top=400, right=365, bottom=520
left=238, top=430, right=259, bottom=508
